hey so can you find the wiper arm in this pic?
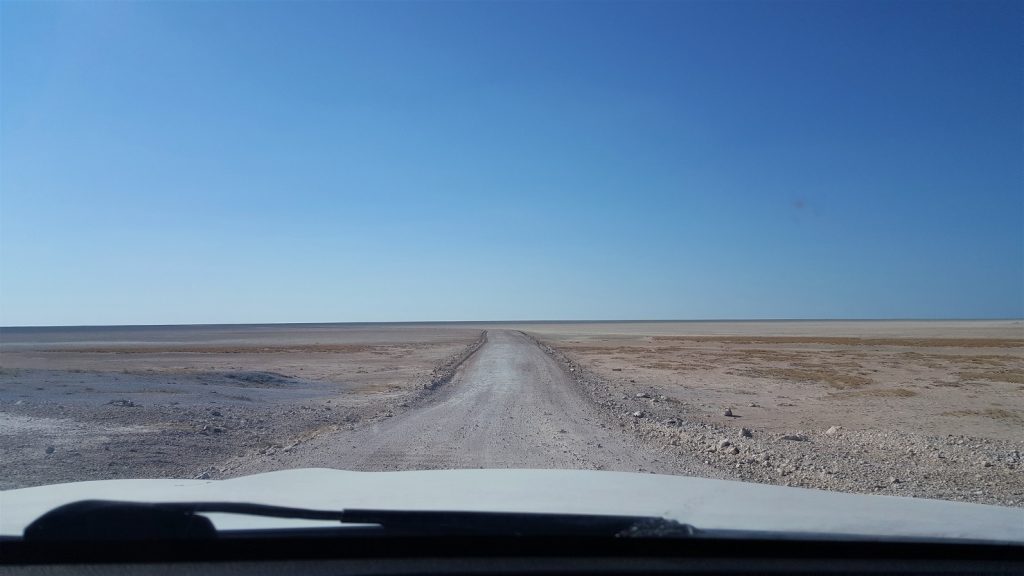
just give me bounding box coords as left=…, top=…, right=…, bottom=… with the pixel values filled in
left=24, top=500, right=345, bottom=541
left=24, top=500, right=697, bottom=541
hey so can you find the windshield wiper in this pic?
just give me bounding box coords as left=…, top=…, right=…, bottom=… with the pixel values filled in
left=23, top=500, right=698, bottom=541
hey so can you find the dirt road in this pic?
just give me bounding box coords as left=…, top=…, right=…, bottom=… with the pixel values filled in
left=231, top=330, right=708, bottom=476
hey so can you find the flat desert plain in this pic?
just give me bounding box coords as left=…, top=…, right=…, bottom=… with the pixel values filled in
left=1, top=321, right=1021, bottom=507
left=0, top=324, right=483, bottom=489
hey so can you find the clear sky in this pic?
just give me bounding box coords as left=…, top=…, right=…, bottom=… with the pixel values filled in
left=2, top=0, right=1021, bottom=326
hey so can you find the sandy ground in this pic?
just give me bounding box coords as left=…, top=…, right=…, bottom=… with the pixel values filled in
left=1, top=321, right=1021, bottom=507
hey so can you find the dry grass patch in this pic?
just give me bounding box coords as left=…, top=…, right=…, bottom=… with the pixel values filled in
left=712, top=349, right=807, bottom=363
left=960, top=356, right=1022, bottom=366
left=59, top=344, right=403, bottom=355
left=832, top=388, right=918, bottom=399
left=941, top=408, right=1020, bottom=421
left=652, top=336, right=1024, bottom=348
left=959, top=370, right=1024, bottom=385
left=735, top=367, right=872, bottom=389
left=931, top=380, right=970, bottom=388
left=900, top=352, right=1021, bottom=367
left=568, top=345, right=655, bottom=355
left=639, top=361, right=712, bottom=372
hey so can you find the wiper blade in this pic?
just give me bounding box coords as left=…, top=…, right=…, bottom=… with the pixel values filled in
left=24, top=500, right=697, bottom=541
left=24, top=500, right=345, bottom=541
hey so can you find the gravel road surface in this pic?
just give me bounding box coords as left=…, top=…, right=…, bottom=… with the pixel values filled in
left=231, top=330, right=710, bottom=476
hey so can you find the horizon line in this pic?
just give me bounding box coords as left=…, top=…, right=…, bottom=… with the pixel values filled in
left=3, top=317, right=1023, bottom=330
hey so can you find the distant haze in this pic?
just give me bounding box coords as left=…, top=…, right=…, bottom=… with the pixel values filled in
left=2, top=1, right=1021, bottom=326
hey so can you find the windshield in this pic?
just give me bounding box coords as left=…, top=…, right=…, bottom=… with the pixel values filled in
left=1, top=0, right=1021, bottom=543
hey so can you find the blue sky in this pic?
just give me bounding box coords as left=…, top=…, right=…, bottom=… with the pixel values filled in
left=2, top=0, right=1021, bottom=325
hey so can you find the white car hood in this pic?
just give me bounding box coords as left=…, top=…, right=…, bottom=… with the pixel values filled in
left=2, top=468, right=1021, bottom=543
